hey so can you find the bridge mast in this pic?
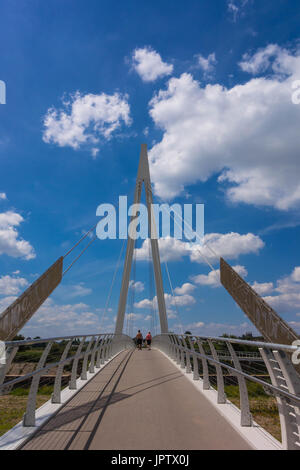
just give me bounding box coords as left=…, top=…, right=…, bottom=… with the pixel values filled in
left=114, top=144, right=168, bottom=335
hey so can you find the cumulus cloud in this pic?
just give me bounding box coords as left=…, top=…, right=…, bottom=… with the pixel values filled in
left=174, top=282, right=196, bottom=295
left=129, top=280, right=145, bottom=292
left=291, top=267, right=300, bottom=283
left=195, top=53, right=217, bottom=79
left=0, top=275, right=28, bottom=296
left=43, top=91, right=131, bottom=152
left=193, top=265, right=247, bottom=288
left=135, top=292, right=196, bottom=310
left=148, top=45, right=300, bottom=210
left=251, top=281, right=274, bottom=295
left=20, top=298, right=103, bottom=337
left=132, top=47, right=173, bottom=82
left=239, top=44, right=291, bottom=75
left=0, top=211, right=35, bottom=260
left=0, top=193, right=7, bottom=200
left=263, top=266, right=300, bottom=313
left=135, top=232, right=264, bottom=264
left=135, top=237, right=187, bottom=263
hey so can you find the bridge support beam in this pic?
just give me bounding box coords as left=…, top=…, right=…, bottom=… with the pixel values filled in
left=114, top=144, right=168, bottom=335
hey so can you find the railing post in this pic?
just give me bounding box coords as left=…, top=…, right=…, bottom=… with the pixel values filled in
left=260, top=347, right=300, bottom=450
left=0, top=346, right=19, bottom=394
left=208, top=339, right=226, bottom=404
left=170, top=335, right=177, bottom=360
left=175, top=336, right=181, bottom=364
left=226, top=341, right=252, bottom=426
left=192, top=339, right=199, bottom=381
left=81, top=336, right=95, bottom=380
left=89, top=336, right=101, bottom=373
left=108, top=335, right=114, bottom=357
left=102, top=336, right=109, bottom=362
left=52, top=340, right=73, bottom=404
left=273, top=349, right=300, bottom=446
left=69, top=336, right=86, bottom=389
left=197, top=339, right=210, bottom=389
left=179, top=336, right=185, bottom=369
left=97, top=334, right=107, bottom=366
left=23, top=341, right=53, bottom=426
left=182, top=336, right=192, bottom=374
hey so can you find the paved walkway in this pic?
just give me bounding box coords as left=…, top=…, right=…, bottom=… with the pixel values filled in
left=21, top=349, right=251, bottom=450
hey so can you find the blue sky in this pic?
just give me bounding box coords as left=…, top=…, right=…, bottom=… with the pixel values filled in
left=1, top=0, right=300, bottom=338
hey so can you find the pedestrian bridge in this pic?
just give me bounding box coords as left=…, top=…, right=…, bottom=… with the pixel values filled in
left=0, top=145, right=300, bottom=451
left=1, top=333, right=299, bottom=450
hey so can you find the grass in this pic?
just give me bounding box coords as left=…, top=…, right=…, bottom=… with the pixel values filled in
left=225, top=382, right=281, bottom=442
left=0, top=386, right=54, bottom=437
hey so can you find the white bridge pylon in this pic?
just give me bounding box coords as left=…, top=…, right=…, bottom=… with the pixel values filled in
left=114, top=144, right=169, bottom=335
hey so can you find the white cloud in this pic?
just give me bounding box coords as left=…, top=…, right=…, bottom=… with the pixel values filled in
left=129, top=280, right=145, bottom=293
left=258, top=266, right=300, bottom=313
left=135, top=237, right=187, bottom=262
left=20, top=298, right=103, bottom=337
left=264, top=292, right=300, bottom=313
left=165, top=293, right=196, bottom=307
left=58, top=283, right=92, bottom=299
left=43, top=91, right=131, bottom=151
left=132, top=47, right=173, bottom=82
left=125, top=313, right=144, bottom=321
left=135, top=292, right=196, bottom=310
left=167, top=311, right=177, bottom=319
left=135, top=232, right=264, bottom=265
left=134, top=298, right=154, bottom=309
left=193, top=265, right=247, bottom=288
left=195, top=53, right=217, bottom=79
left=0, top=211, right=35, bottom=260
left=0, top=275, right=28, bottom=295
left=227, top=0, right=250, bottom=22
left=291, top=267, right=300, bottom=283
left=251, top=281, right=274, bottom=295
left=91, top=148, right=99, bottom=159
left=189, top=233, right=264, bottom=264
left=0, top=193, right=7, bottom=200
left=239, top=44, right=290, bottom=75
left=148, top=45, right=300, bottom=210
left=174, top=282, right=196, bottom=295
left=0, top=295, right=17, bottom=312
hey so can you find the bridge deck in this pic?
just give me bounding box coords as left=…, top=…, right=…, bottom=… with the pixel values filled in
left=21, top=349, right=251, bottom=450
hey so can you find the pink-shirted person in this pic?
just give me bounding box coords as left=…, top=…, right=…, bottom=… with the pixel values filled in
left=146, top=332, right=152, bottom=350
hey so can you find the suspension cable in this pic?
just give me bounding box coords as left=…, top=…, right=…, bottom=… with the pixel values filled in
left=99, top=238, right=126, bottom=331
left=63, top=223, right=98, bottom=258
left=164, top=261, right=184, bottom=335
left=62, top=235, right=97, bottom=276
left=161, top=205, right=220, bottom=284
left=147, top=238, right=158, bottom=336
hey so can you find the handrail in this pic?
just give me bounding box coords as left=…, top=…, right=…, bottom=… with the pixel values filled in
left=159, top=333, right=300, bottom=352
left=0, top=333, right=135, bottom=427
left=153, top=333, right=300, bottom=450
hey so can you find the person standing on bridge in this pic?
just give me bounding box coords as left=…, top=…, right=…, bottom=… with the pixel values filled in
left=146, top=331, right=152, bottom=350
left=136, top=330, right=143, bottom=350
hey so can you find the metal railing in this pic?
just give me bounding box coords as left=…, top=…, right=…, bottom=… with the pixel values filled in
left=153, top=333, right=300, bottom=450
left=0, top=333, right=134, bottom=427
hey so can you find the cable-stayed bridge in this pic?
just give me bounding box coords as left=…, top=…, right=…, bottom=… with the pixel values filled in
left=0, top=145, right=300, bottom=451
